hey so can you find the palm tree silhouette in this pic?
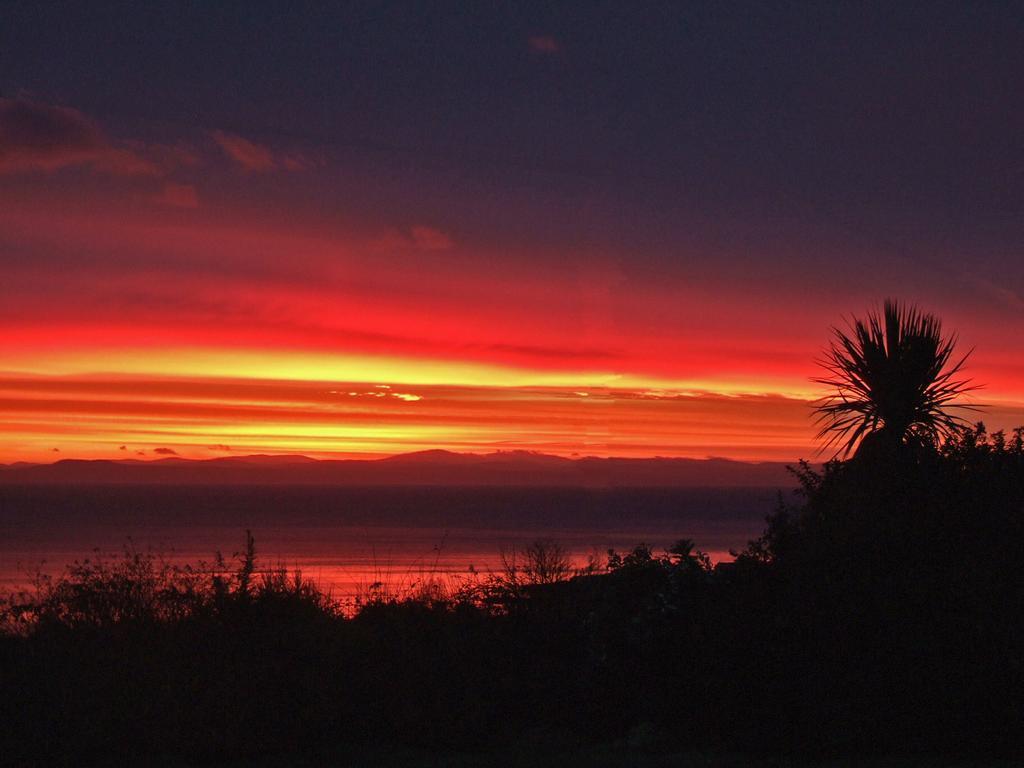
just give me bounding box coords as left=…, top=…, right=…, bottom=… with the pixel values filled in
left=813, top=299, right=977, bottom=458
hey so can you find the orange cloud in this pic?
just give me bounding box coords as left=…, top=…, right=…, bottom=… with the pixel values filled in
left=0, top=198, right=1021, bottom=466
left=0, top=374, right=821, bottom=462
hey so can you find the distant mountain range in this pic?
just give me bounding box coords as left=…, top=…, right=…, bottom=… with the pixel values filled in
left=0, top=450, right=798, bottom=487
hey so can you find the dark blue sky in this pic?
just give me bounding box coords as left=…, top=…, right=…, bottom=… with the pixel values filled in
left=5, top=1, right=1023, bottom=250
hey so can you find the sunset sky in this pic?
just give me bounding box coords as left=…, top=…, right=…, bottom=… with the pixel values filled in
left=2, top=3, right=1023, bottom=463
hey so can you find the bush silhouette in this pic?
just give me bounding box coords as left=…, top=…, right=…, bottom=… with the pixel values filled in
left=3, top=437, right=1022, bottom=763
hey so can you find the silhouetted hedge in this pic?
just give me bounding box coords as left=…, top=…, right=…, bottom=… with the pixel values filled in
left=2, top=425, right=1022, bottom=764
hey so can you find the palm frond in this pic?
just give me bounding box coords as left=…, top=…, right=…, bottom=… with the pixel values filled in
left=812, top=299, right=980, bottom=457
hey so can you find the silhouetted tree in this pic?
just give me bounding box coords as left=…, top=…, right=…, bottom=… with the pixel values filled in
left=813, top=299, right=976, bottom=458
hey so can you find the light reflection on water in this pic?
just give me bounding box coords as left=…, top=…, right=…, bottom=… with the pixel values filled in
left=0, top=485, right=786, bottom=597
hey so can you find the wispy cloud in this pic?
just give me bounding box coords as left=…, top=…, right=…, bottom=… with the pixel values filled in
left=155, top=182, right=199, bottom=209
left=410, top=225, right=454, bottom=251
left=965, top=274, right=1024, bottom=313
left=528, top=35, right=560, bottom=53
left=128, top=140, right=201, bottom=173
left=280, top=154, right=315, bottom=171
left=210, top=130, right=276, bottom=171
left=0, top=374, right=908, bottom=463
left=0, top=97, right=159, bottom=175
left=373, top=225, right=456, bottom=252
left=210, top=129, right=315, bottom=172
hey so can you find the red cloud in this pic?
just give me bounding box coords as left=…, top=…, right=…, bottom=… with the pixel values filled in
left=128, top=140, right=201, bottom=173
left=155, top=182, right=199, bottom=209
left=0, top=97, right=158, bottom=175
left=281, top=153, right=315, bottom=171
left=153, top=447, right=178, bottom=455
left=210, top=129, right=316, bottom=172
left=211, top=130, right=277, bottom=171
left=410, top=225, right=454, bottom=251
left=528, top=35, right=560, bottom=53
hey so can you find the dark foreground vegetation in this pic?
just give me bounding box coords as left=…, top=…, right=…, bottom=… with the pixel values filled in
left=2, top=424, right=1022, bottom=765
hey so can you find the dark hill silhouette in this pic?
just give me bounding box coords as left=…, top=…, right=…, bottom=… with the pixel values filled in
left=0, top=450, right=794, bottom=487
left=378, top=448, right=477, bottom=464
left=204, top=454, right=321, bottom=466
